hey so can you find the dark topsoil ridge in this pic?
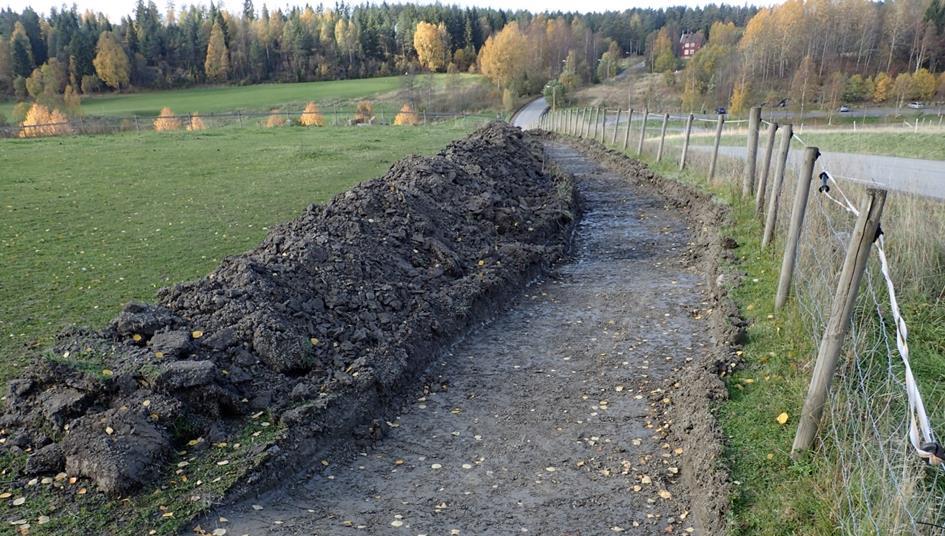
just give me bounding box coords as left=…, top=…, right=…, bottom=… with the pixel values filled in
left=545, top=134, right=745, bottom=535
left=0, top=123, right=577, bottom=500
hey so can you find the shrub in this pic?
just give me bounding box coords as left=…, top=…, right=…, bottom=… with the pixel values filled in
left=153, top=107, right=182, bottom=131
left=264, top=110, right=287, bottom=128
left=299, top=101, right=325, bottom=127
left=186, top=113, right=206, bottom=131
left=19, top=103, right=73, bottom=138
left=353, top=100, right=373, bottom=124
left=393, top=103, right=419, bottom=126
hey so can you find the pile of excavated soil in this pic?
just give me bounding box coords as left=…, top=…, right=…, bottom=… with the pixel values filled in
left=1, top=123, right=576, bottom=497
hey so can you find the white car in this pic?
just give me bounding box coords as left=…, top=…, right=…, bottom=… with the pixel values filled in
left=908, top=101, right=925, bottom=109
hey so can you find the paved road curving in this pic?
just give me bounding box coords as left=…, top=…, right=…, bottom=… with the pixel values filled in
left=511, top=97, right=548, bottom=130
left=205, top=141, right=710, bottom=535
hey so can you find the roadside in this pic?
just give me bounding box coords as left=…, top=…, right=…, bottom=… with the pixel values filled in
left=201, top=137, right=736, bottom=534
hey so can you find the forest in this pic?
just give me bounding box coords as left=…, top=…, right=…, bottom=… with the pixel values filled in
left=0, top=0, right=943, bottom=122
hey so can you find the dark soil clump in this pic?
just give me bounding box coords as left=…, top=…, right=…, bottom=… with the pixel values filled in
left=0, top=123, right=576, bottom=498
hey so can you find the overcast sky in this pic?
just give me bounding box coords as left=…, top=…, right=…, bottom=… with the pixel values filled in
left=3, top=0, right=759, bottom=22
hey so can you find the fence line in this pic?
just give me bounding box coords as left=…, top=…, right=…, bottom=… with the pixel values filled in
left=538, top=104, right=945, bottom=532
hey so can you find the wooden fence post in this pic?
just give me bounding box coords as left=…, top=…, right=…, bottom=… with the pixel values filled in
left=679, top=113, right=694, bottom=170
left=755, top=121, right=779, bottom=215
left=762, top=124, right=793, bottom=249
left=600, top=108, right=607, bottom=143
left=791, top=189, right=887, bottom=455
left=656, top=113, right=669, bottom=162
left=612, top=109, right=622, bottom=145
left=587, top=107, right=594, bottom=138
left=592, top=107, right=600, bottom=140
left=637, top=108, right=648, bottom=156
left=743, top=106, right=762, bottom=197
left=237, top=111, right=243, bottom=128
left=775, top=146, right=820, bottom=310
left=623, top=109, right=633, bottom=151
left=708, top=114, right=725, bottom=182
left=133, top=115, right=140, bottom=132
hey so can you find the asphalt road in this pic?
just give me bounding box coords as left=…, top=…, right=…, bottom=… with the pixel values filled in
left=691, top=144, right=945, bottom=201
left=511, top=97, right=549, bottom=130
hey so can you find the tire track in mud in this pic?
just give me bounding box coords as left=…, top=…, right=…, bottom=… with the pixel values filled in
left=206, top=141, right=712, bottom=535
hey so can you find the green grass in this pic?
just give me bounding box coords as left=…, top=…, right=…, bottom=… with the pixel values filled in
left=0, top=73, right=488, bottom=118
left=0, top=121, right=481, bottom=384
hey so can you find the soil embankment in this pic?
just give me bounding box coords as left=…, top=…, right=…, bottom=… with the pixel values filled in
left=0, top=123, right=576, bottom=518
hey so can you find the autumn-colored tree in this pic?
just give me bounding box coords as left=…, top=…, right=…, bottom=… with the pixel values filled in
left=186, top=113, right=206, bottom=131
left=789, top=55, right=818, bottom=114
left=478, top=21, right=527, bottom=93
left=19, top=103, right=72, bottom=137
left=93, top=31, right=130, bottom=90
left=353, top=100, right=374, bottom=124
left=299, top=101, right=325, bottom=126
left=154, top=106, right=182, bottom=131
left=912, top=68, right=936, bottom=101
left=264, top=110, right=287, bottom=127
left=938, top=72, right=945, bottom=102
left=597, top=41, right=621, bottom=81
left=393, top=103, right=419, bottom=125
left=413, top=22, right=449, bottom=72
left=652, top=28, right=676, bottom=73
left=63, top=84, right=82, bottom=115
left=872, top=73, right=892, bottom=103
left=893, top=72, right=915, bottom=108
left=729, top=80, right=750, bottom=115
left=205, top=22, right=230, bottom=82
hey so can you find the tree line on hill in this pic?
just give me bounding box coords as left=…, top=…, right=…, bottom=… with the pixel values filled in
left=670, top=0, right=945, bottom=114
left=0, top=1, right=754, bottom=121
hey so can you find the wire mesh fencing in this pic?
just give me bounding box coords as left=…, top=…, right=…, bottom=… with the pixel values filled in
left=541, top=105, right=945, bottom=534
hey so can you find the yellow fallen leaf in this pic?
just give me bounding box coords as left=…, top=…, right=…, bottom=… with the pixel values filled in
left=132, top=334, right=142, bottom=342
left=658, top=489, right=672, bottom=499
left=216, top=460, right=229, bottom=466
left=154, top=352, right=165, bottom=359
left=776, top=412, right=789, bottom=425
left=77, top=487, right=87, bottom=495
left=640, top=475, right=652, bottom=485
left=12, top=497, right=25, bottom=506
left=0, top=492, right=11, bottom=499
left=101, top=369, right=113, bottom=377
left=309, top=337, right=319, bottom=346
left=105, top=426, right=114, bottom=435
left=191, top=330, right=204, bottom=339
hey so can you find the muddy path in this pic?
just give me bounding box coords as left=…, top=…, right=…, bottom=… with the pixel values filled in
left=205, top=141, right=713, bottom=535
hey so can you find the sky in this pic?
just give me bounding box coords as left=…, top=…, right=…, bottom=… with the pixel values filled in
left=2, top=0, right=758, bottom=22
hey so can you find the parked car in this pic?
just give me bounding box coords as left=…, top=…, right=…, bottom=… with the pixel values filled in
left=838, top=105, right=851, bottom=112
left=908, top=101, right=925, bottom=109
left=715, top=106, right=727, bottom=115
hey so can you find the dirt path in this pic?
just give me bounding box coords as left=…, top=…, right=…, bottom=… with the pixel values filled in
left=206, top=141, right=712, bottom=535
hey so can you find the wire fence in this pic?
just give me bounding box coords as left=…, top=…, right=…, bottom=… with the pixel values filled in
left=0, top=108, right=501, bottom=139
left=540, top=105, right=945, bottom=533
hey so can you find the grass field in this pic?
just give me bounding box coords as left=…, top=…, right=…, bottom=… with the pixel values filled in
left=0, top=121, right=481, bottom=385
left=0, top=73, right=489, bottom=119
